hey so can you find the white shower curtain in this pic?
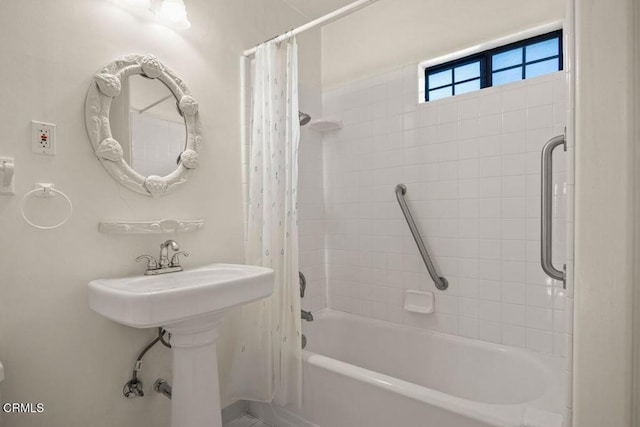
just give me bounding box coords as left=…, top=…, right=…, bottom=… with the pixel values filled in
left=221, top=37, right=302, bottom=407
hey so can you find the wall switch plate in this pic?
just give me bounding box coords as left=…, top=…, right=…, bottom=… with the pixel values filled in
left=31, top=121, right=56, bottom=155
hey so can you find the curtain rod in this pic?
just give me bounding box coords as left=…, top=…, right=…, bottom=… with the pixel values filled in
left=243, top=0, right=379, bottom=57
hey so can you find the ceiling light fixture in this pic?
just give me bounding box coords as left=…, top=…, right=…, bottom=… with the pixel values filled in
left=151, top=0, right=191, bottom=30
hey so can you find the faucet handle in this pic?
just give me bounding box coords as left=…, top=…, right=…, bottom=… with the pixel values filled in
left=136, top=255, right=158, bottom=269
left=170, top=251, right=189, bottom=267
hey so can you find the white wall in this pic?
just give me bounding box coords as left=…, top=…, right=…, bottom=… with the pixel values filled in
left=322, top=70, right=570, bottom=356
left=321, top=0, right=564, bottom=89
left=0, top=1, right=307, bottom=426
left=573, top=0, right=636, bottom=425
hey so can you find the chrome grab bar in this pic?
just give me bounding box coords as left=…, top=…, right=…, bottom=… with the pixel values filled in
left=541, top=135, right=567, bottom=288
left=394, top=184, right=448, bottom=290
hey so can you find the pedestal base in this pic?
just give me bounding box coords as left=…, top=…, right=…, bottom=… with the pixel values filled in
left=164, top=312, right=226, bottom=427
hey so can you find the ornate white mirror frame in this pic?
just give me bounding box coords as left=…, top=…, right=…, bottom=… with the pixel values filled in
left=85, top=54, right=201, bottom=197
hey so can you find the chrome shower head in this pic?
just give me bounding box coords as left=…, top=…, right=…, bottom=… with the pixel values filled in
left=299, top=111, right=311, bottom=126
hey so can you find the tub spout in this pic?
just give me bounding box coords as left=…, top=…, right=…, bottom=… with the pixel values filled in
left=301, top=309, right=314, bottom=322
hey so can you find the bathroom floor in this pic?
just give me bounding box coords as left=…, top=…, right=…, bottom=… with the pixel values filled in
left=224, top=414, right=272, bottom=427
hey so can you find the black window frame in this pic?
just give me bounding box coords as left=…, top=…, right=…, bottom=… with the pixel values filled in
left=425, top=30, right=563, bottom=102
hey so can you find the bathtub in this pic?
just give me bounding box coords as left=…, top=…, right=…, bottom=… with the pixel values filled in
left=250, top=310, right=566, bottom=427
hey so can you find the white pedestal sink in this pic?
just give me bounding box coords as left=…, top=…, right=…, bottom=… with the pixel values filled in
left=89, top=263, right=274, bottom=427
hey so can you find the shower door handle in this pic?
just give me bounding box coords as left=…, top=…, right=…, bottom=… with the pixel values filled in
left=540, top=134, right=567, bottom=288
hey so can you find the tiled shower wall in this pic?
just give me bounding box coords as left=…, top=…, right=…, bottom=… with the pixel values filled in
left=320, top=69, right=571, bottom=355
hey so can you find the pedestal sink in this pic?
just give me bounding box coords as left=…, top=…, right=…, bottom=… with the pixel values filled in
left=89, top=263, right=274, bottom=427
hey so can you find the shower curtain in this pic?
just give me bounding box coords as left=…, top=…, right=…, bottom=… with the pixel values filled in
left=221, top=37, right=302, bottom=407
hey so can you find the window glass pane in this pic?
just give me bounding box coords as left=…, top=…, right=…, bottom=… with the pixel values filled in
left=525, top=58, right=560, bottom=78
left=429, top=86, right=452, bottom=101
left=454, top=79, right=480, bottom=95
left=526, top=38, right=559, bottom=62
left=454, top=62, right=480, bottom=83
left=428, top=69, right=452, bottom=89
left=492, top=67, right=523, bottom=86
left=492, top=48, right=522, bottom=71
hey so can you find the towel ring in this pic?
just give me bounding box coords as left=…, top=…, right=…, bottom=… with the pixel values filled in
left=21, top=184, right=73, bottom=230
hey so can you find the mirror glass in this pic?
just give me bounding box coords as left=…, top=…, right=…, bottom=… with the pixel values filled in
left=110, top=75, right=187, bottom=177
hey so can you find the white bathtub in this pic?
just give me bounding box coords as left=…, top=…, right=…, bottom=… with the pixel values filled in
left=250, top=310, right=566, bottom=427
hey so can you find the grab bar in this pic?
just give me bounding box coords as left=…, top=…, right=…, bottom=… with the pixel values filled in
left=394, top=184, right=448, bottom=290
left=541, top=135, right=567, bottom=288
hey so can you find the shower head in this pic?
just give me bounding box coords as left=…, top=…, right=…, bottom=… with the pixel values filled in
left=299, top=111, right=311, bottom=126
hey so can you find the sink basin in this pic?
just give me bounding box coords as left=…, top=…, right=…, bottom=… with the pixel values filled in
left=89, top=262, right=274, bottom=427
left=89, top=263, right=274, bottom=328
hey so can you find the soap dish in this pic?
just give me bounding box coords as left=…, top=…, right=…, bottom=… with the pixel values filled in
left=404, top=290, right=434, bottom=314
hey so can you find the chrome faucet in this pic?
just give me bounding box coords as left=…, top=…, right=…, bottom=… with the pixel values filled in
left=136, top=240, right=189, bottom=275
left=159, top=240, right=180, bottom=268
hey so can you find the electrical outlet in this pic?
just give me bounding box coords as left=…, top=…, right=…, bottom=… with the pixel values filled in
left=31, top=121, right=56, bottom=155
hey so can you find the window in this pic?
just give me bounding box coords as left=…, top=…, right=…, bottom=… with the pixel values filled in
left=425, top=30, right=562, bottom=102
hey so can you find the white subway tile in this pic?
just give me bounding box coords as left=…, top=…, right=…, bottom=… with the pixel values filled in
left=502, top=219, right=526, bottom=240
left=527, top=306, right=553, bottom=331
left=501, top=240, right=526, bottom=261
left=458, top=139, right=479, bottom=159
left=479, top=177, right=501, bottom=197
left=458, top=97, right=479, bottom=119
left=459, top=118, right=479, bottom=140
left=458, top=158, right=479, bottom=179
left=527, top=285, right=554, bottom=308
left=438, top=122, right=458, bottom=143
left=503, top=110, right=527, bottom=133
left=436, top=294, right=458, bottom=315
left=478, top=260, right=501, bottom=281
left=501, top=260, right=526, bottom=282
left=458, top=278, right=479, bottom=298
left=403, top=129, right=420, bottom=148
left=502, top=87, right=527, bottom=112
left=438, top=141, right=458, bottom=161
left=479, top=198, right=501, bottom=219
left=501, top=154, right=526, bottom=176
left=479, top=281, right=501, bottom=302
left=479, top=239, right=501, bottom=259
left=527, top=105, right=554, bottom=130
left=526, top=81, right=554, bottom=108
left=502, top=175, right=526, bottom=197
left=501, top=131, right=526, bottom=154
left=502, top=303, right=526, bottom=326
left=527, top=329, right=553, bottom=353
left=502, top=325, right=526, bottom=347
left=479, top=320, right=502, bottom=343
left=479, top=114, right=502, bottom=136
left=458, top=179, right=479, bottom=199
left=479, top=219, right=501, bottom=239
left=458, top=239, right=479, bottom=258
left=438, top=101, right=459, bottom=124
left=459, top=297, right=479, bottom=318
left=479, top=157, right=502, bottom=178
left=502, top=282, right=526, bottom=305
left=436, top=313, right=459, bottom=334
left=479, top=92, right=502, bottom=115
left=459, top=317, right=479, bottom=338
left=479, top=300, right=501, bottom=321
left=502, top=197, right=526, bottom=218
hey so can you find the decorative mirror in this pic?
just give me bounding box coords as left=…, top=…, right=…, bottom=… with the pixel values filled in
left=85, top=54, right=201, bottom=197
